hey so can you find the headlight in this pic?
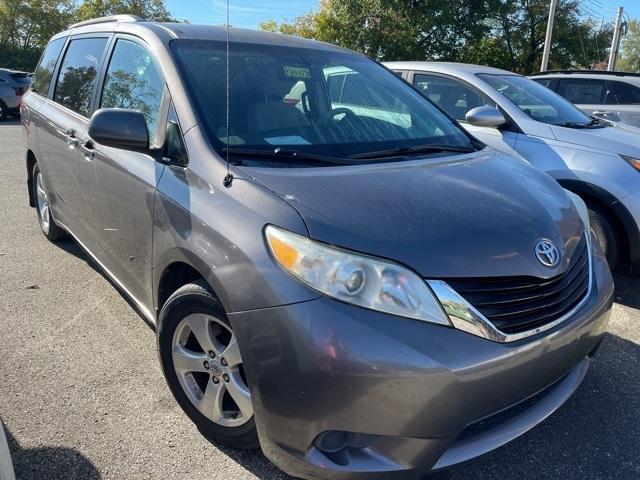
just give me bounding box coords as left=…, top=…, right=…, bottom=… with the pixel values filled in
left=621, top=154, right=640, bottom=172
left=265, top=225, right=450, bottom=325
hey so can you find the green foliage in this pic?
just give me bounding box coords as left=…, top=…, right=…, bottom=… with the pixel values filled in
left=0, top=0, right=75, bottom=70
left=260, top=0, right=619, bottom=75
left=618, top=20, right=640, bottom=73
left=75, top=0, right=173, bottom=23
left=0, top=0, right=173, bottom=71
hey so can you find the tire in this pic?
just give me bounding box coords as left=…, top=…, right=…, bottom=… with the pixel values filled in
left=0, top=101, right=7, bottom=121
left=32, top=163, right=66, bottom=241
left=588, top=205, right=619, bottom=269
left=157, top=280, right=259, bottom=450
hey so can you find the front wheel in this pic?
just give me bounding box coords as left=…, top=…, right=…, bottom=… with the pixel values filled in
left=588, top=206, right=619, bottom=269
left=157, top=280, right=259, bottom=450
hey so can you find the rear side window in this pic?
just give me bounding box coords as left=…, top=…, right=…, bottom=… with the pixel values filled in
left=610, top=81, right=640, bottom=104
left=100, top=39, right=165, bottom=146
left=32, top=37, right=66, bottom=95
left=54, top=37, right=108, bottom=116
left=414, top=73, right=493, bottom=121
left=555, top=79, right=615, bottom=105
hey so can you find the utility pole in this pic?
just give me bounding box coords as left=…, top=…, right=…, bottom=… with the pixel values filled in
left=608, top=7, right=624, bottom=71
left=540, top=0, right=559, bottom=72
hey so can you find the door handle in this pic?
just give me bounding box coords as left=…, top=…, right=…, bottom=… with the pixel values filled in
left=81, top=140, right=95, bottom=161
left=64, top=128, right=78, bottom=149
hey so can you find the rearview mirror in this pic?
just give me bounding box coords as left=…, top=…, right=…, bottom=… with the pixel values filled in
left=465, top=106, right=506, bottom=128
left=88, top=108, right=149, bottom=151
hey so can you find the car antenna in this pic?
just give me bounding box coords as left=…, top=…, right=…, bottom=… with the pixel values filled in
left=223, top=0, right=233, bottom=187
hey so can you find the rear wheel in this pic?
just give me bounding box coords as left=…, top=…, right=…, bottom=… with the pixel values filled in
left=0, top=101, right=7, bottom=121
left=32, top=163, right=65, bottom=241
left=588, top=205, right=619, bottom=269
left=157, top=280, right=259, bottom=450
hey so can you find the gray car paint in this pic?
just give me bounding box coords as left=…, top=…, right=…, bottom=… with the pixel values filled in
left=22, top=21, right=613, bottom=480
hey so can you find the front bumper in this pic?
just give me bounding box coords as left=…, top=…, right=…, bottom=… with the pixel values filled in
left=229, top=251, right=613, bottom=480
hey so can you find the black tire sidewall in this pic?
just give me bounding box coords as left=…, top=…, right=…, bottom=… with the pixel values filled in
left=157, top=284, right=258, bottom=449
left=588, top=206, right=619, bottom=268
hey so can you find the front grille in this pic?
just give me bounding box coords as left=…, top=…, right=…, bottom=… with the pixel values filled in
left=446, top=235, right=590, bottom=335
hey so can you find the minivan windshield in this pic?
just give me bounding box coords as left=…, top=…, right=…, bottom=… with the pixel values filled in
left=171, top=40, right=478, bottom=164
left=478, top=74, right=603, bottom=128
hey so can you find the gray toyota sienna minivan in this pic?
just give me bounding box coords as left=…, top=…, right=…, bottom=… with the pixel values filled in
left=22, top=15, right=614, bottom=480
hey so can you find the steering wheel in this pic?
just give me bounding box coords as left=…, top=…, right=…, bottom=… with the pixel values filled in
left=318, top=107, right=357, bottom=125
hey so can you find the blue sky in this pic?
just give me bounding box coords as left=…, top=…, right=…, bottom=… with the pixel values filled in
left=165, top=0, right=639, bottom=29
left=165, top=0, right=320, bottom=28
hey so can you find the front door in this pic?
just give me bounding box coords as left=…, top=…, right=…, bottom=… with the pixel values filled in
left=77, top=36, right=167, bottom=310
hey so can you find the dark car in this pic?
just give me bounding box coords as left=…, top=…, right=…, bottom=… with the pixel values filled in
left=0, top=68, right=31, bottom=120
left=21, top=15, right=613, bottom=480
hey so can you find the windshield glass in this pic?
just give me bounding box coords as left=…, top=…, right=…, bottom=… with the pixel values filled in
left=478, top=74, right=593, bottom=127
left=171, top=40, right=476, bottom=163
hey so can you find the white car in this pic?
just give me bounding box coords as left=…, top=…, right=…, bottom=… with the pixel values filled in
left=530, top=70, right=640, bottom=128
left=386, top=61, right=640, bottom=269
left=0, top=423, right=14, bottom=480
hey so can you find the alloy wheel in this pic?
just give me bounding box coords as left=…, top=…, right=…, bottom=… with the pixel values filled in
left=35, top=172, right=50, bottom=234
left=171, top=313, right=253, bottom=427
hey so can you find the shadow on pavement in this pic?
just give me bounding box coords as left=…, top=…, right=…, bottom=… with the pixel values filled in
left=612, top=271, right=640, bottom=311
left=3, top=422, right=100, bottom=480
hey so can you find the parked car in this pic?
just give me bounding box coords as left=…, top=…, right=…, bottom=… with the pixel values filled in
left=0, top=68, right=31, bottom=120
left=387, top=62, right=640, bottom=269
left=0, top=422, right=15, bottom=480
left=530, top=70, right=640, bottom=127
left=23, top=17, right=613, bottom=480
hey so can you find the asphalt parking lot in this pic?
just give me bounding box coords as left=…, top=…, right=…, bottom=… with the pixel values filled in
left=0, top=119, right=639, bottom=480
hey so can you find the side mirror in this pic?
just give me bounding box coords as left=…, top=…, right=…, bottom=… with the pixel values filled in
left=88, top=108, right=149, bottom=151
left=465, top=106, right=506, bottom=128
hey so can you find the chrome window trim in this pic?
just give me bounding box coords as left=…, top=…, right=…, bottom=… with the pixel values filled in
left=428, top=231, right=593, bottom=343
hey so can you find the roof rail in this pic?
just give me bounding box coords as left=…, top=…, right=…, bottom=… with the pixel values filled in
left=69, top=14, right=144, bottom=30
left=530, top=69, right=640, bottom=78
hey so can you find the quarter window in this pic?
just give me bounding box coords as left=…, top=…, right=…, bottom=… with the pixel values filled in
left=610, top=81, right=640, bottom=104
left=414, top=74, right=493, bottom=121
left=32, top=37, right=66, bottom=96
left=100, top=39, right=165, bottom=146
left=54, top=37, right=108, bottom=116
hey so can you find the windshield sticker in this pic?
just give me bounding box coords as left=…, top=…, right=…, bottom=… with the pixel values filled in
left=264, top=136, right=311, bottom=146
left=283, top=66, right=311, bottom=79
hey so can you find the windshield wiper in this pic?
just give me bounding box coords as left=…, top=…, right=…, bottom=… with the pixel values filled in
left=349, top=143, right=477, bottom=160
left=559, top=117, right=608, bottom=129
left=222, top=147, right=359, bottom=166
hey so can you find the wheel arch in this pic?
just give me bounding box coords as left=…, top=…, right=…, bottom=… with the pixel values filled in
left=558, top=179, right=640, bottom=263
left=154, top=249, right=227, bottom=317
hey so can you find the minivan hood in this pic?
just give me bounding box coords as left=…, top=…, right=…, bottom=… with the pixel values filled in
left=241, top=150, right=585, bottom=279
left=550, top=123, right=640, bottom=157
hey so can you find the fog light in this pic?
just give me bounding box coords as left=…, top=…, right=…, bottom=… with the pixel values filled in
left=314, top=431, right=350, bottom=453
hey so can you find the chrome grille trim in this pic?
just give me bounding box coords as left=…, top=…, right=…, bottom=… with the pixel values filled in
left=427, top=231, right=593, bottom=343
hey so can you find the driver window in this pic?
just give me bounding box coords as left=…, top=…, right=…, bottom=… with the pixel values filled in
left=414, top=74, right=493, bottom=121
left=100, top=38, right=165, bottom=147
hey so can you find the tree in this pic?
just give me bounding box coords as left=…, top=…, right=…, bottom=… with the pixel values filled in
left=260, top=0, right=616, bottom=74
left=618, top=20, right=640, bottom=72
left=0, top=0, right=174, bottom=71
left=0, top=0, right=75, bottom=69
left=75, top=0, right=174, bottom=22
